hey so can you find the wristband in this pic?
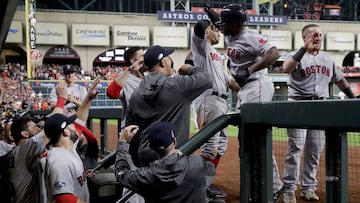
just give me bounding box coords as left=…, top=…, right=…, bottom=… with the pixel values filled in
left=56, top=97, right=66, bottom=108
left=292, top=47, right=306, bottom=62
left=343, top=86, right=355, bottom=98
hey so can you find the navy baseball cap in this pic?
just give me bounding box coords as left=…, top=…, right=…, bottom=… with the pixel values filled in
left=44, top=113, right=77, bottom=145
left=63, top=64, right=75, bottom=73
left=144, top=45, right=174, bottom=68
left=148, top=121, right=175, bottom=154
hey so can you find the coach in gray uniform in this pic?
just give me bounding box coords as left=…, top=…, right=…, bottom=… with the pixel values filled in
left=281, top=24, right=355, bottom=203
left=126, top=45, right=212, bottom=167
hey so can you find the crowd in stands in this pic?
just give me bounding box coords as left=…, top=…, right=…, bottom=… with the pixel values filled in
left=33, top=63, right=125, bottom=80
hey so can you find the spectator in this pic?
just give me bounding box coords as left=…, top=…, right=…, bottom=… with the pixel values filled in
left=49, top=64, right=88, bottom=112
left=0, top=119, right=15, bottom=156
left=115, top=122, right=215, bottom=203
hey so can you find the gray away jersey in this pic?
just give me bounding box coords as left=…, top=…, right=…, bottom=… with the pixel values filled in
left=8, top=134, right=46, bottom=203
left=46, top=147, right=89, bottom=202
left=191, top=32, right=231, bottom=95
left=286, top=50, right=344, bottom=98
left=225, top=27, right=274, bottom=79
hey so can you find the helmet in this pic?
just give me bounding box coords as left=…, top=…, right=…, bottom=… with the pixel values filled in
left=220, top=4, right=247, bottom=24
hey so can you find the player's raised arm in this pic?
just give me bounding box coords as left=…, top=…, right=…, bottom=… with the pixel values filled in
left=248, top=46, right=280, bottom=74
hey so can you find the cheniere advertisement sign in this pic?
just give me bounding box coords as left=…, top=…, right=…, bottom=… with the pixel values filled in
left=72, top=24, right=110, bottom=46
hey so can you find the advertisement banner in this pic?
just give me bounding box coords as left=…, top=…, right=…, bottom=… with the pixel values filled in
left=113, top=25, right=150, bottom=47
left=6, top=21, right=23, bottom=43
left=153, top=27, right=188, bottom=48
left=28, top=80, right=110, bottom=89
left=261, top=30, right=292, bottom=50
left=326, top=32, right=354, bottom=51
left=72, top=24, right=110, bottom=46
left=158, top=11, right=287, bottom=26
left=35, top=22, right=68, bottom=45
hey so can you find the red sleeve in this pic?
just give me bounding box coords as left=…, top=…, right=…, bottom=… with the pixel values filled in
left=107, top=81, right=122, bottom=99
left=54, top=193, right=78, bottom=203
left=82, top=126, right=97, bottom=143
left=73, top=122, right=85, bottom=138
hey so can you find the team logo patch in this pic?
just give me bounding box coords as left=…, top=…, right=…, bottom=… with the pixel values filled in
left=54, top=181, right=66, bottom=190
left=258, top=35, right=268, bottom=45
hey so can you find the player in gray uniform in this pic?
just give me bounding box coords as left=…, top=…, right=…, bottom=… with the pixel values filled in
left=45, top=77, right=100, bottom=203
left=49, top=64, right=88, bottom=112
left=218, top=3, right=283, bottom=201
left=191, top=18, right=239, bottom=201
left=281, top=24, right=355, bottom=203
left=5, top=83, right=68, bottom=203
left=107, top=47, right=145, bottom=130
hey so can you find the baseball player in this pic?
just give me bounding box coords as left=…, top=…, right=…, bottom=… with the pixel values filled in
left=5, top=82, right=69, bottom=203
left=49, top=64, right=88, bottom=112
left=45, top=77, right=100, bottom=203
left=191, top=17, right=239, bottom=201
left=281, top=24, right=355, bottom=203
left=218, top=3, right=284, bottom=201
left=107, top=47, right=145, bottom=130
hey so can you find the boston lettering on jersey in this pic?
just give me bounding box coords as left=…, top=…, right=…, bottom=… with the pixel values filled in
left=209, top=52, right=222, bottom=62
left=227, top=48, right=241, bottom=60
left=300, top=65, right=330, bottom=77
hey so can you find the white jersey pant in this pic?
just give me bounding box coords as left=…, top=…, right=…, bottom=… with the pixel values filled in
left=282, top=128, right=325, bottom=192
left=236, top=77, right=275, bottom=110
left=193, top=94, right=228, bottom=159
left=236, top=77, right=283, bottom=192
left=122, top=187, right=145, bottom=203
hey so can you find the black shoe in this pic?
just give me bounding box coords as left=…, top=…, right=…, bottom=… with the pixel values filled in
left=207, top=185, right=227, bottom=198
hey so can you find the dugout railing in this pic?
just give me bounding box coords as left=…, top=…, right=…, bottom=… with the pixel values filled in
left=29, top=99, right=358, bottom=203
left=239, top=99, right=360, bottom=203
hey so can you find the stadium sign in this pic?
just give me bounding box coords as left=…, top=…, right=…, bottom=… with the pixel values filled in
left=158, top=11, right=287, bottom=25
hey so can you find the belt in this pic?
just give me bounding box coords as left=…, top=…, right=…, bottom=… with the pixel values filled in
left=239, top=78, right=257, bottom=88
left=290, top=96, right=326, bottom=100
left=211, top=91, right=228, bottom=100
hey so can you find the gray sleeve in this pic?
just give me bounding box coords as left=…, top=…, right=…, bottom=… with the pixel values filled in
left=49, top=87, right=58, bottom=103
left=78, top=85, right=88, bottom=102
left=172, top=66, right=212, bottom=101
left=191, top=33, right=207, bottom=57
left=331, top=63, right=344, bottom=83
